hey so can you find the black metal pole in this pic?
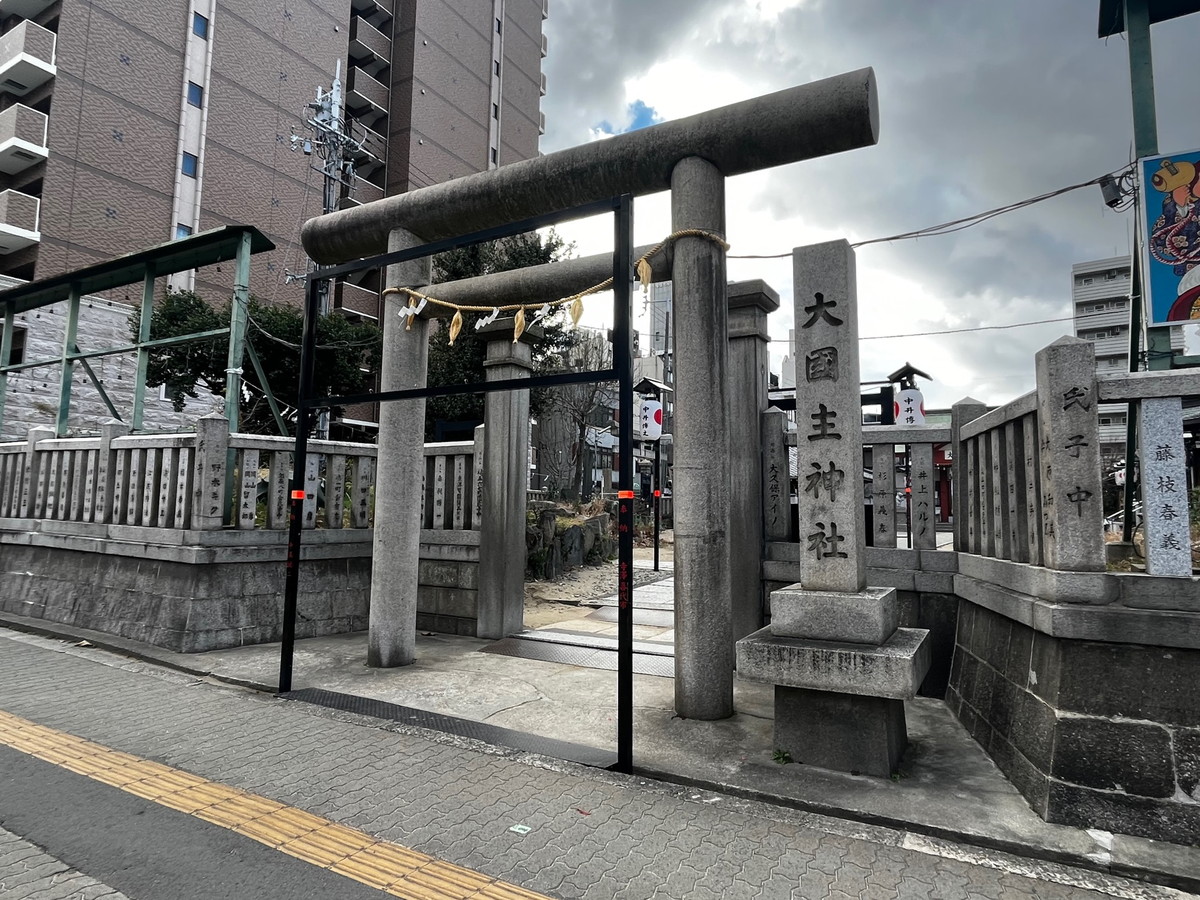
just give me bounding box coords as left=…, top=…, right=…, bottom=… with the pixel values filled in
left=278, top=275, right=321, bottom=694
left=653, top=438, right=661, bottom=571
left=614, top=195, right=635, bottom=774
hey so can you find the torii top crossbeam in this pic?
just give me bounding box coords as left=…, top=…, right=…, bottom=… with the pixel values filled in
left=301, top=68, right=878, bottom=264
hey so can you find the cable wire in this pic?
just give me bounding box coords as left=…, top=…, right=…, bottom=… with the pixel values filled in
left=729, top=165, right=1134, bottom=259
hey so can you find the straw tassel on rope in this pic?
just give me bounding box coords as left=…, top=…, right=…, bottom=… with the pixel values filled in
left=380, top=228, right=728, bottom=348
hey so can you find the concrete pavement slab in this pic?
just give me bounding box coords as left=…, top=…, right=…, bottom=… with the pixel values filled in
left=1, top=620, right=1197, bottom=894
left=0, top=628, right=1190, bottom=900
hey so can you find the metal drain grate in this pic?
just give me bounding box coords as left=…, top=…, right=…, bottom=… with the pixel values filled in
left=481, top=637, right=676, bottom=677
left=282, top=688, right=618, bottom=769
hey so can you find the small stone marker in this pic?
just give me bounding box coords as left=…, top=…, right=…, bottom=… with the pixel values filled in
left=1138, top=396, right=1192, bottom=576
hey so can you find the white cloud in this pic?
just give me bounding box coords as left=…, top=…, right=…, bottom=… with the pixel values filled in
left=540, top=0, right=1200, bottom=409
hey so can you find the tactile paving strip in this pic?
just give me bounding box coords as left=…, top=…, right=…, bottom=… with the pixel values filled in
left=0, top=709, right=552, bottom=899
left=282, top=688, right=618, bottom=769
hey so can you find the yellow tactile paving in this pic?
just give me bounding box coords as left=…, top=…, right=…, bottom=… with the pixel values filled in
left=0, top=709, right=553, bottom=900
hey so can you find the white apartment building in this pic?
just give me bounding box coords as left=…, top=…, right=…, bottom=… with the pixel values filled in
left=1071, top=255, right=1184, bottom=461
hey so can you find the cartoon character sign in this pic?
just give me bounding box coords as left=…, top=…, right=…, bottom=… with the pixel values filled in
left=1140, top=148, right=1200, bottom=324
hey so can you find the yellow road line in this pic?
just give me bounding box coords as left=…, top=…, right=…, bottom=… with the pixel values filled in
left=0, top=709, right=551, bottom=899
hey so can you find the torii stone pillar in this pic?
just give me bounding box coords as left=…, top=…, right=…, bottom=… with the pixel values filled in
left=727, top=280, right=780, bottom=646
left=671, top=156, right=733, bottom=720
left=477, top=319, right=538, bottom=639
left=368, top=228, right=432, bottom=668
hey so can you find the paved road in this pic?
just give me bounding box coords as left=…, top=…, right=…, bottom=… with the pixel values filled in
left=0, top=629, right=1188, bottom=900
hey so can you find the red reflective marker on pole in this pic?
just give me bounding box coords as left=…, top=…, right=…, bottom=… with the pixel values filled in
left=291, top=490, right=306, bottom=500
left=618, top=490, right=635, bottom=499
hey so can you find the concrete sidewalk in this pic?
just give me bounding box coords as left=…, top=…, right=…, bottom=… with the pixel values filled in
left=0, top=627, right=1192, bottom=900
left=2, top=605, right=1197, bottom=894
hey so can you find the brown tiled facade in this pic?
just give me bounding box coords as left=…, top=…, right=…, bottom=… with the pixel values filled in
left=0, top=0, right=546, bottom=303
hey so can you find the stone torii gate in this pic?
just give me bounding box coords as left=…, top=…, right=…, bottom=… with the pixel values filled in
left=301, top=69, right=879, bottom=720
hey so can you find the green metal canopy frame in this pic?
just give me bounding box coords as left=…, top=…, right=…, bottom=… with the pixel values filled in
left=0, top=225, right=275, bottom=437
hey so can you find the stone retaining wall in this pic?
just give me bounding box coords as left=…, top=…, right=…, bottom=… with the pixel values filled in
left=949, top=601, right=1200, bottom=846
left=0, top=523, right=479, bottom=651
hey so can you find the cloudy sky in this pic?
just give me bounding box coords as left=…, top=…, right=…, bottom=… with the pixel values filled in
left=538, top=0, right=1200, bottom=409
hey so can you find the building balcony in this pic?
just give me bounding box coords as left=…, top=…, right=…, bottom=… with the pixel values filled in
left=349, top=15, right=391, bottom=67
left=334, top=279, right=379, bottom=319
left=0, top=0, right=56, bottom=17
left=349, top=0, right=391, bottom=29
left=1074, top=307, right=1128, bottom=330
left=540, top=33, right=548, bottom=57
left=343, top=177, right=384, bottom=207
left=349, top=120, right=386, bottom=177
left=1085, top=335, right=1129, bottom=356
left=542, top=0, right=549, bottom=18
left=0, top=102, right=46, bottom=173
left=538, top=110, right=545, bottom=135
left=346, top=66, right=388, bottom=123
left=0, top=19, right=56, bottom=97
left=0, top=188, right=40, bottom=253
left=1098, top=422, right=1129, bottom=445
left=540, top=72, right=547, bottom=96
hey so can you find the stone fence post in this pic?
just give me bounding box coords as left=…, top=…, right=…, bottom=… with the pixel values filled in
left=1138, top=397, right=1191, bottom=576
left=472, top=424, right=485, bottom=531
left=728, top=279, right=779, bottom=645
left=950, top=398, right=986, bottom=553
left=94, top=419, right=130, bottom=524
left=192, top=412, right=230, bottom=531
left=18, top=425, right=53, bottom=517
left=1034, top=336, right=1104, bottom=571
left=761, top=409, right=790, bottom=543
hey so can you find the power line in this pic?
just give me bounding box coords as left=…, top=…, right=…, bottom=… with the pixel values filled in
left=768, top=315, right=1081, bottom=342
left=729, top=165, right=1132, bottom=259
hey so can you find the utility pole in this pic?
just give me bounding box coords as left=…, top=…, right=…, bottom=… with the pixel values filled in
left=290, top=62, right=365, bottom=438
left=292, top=62, right=364, bottom=314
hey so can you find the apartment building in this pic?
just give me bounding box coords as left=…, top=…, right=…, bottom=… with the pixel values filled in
left=0, top=0, right=547, bottom=435
left=1071, top=255, right=1184, bottom=460
left=0, top=0, right=546, bottom=295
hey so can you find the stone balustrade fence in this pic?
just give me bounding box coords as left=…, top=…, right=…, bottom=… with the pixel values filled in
left=0, top=411, right=483, bottom=534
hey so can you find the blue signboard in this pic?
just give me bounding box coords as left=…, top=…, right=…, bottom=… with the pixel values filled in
left=1139, top=148, right=1200, bottom=326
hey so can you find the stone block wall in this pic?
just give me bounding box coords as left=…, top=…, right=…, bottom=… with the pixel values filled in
left=949, top=601, right=1200, bottom=846
left=415, top=555, right=479, bottom=637
left=0, top=525, right=482, bottom=650
left=0, top=540, right=369, bottom=652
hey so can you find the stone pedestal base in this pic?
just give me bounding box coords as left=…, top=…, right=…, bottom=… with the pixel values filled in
left=736, top=626, right=932, bottom=698
left=774, top=687, right=906, bottom=777
left=736, top=622, right=932, bottom=779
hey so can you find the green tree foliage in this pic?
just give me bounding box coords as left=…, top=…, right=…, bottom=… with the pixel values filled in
left=134, top=290, right=382, bottom=434
left=424, top=230, right=575, bottom=440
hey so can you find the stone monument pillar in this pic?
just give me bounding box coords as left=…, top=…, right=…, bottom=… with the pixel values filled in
left=671, top=155, right=733, bottom=720
left=727, top=279, right=780, bottom=645
left=477, top=318, right=538, bottom=639
left=369, top=227, right=432, bottom=668
left=736, top=240, right=931, bottom=777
